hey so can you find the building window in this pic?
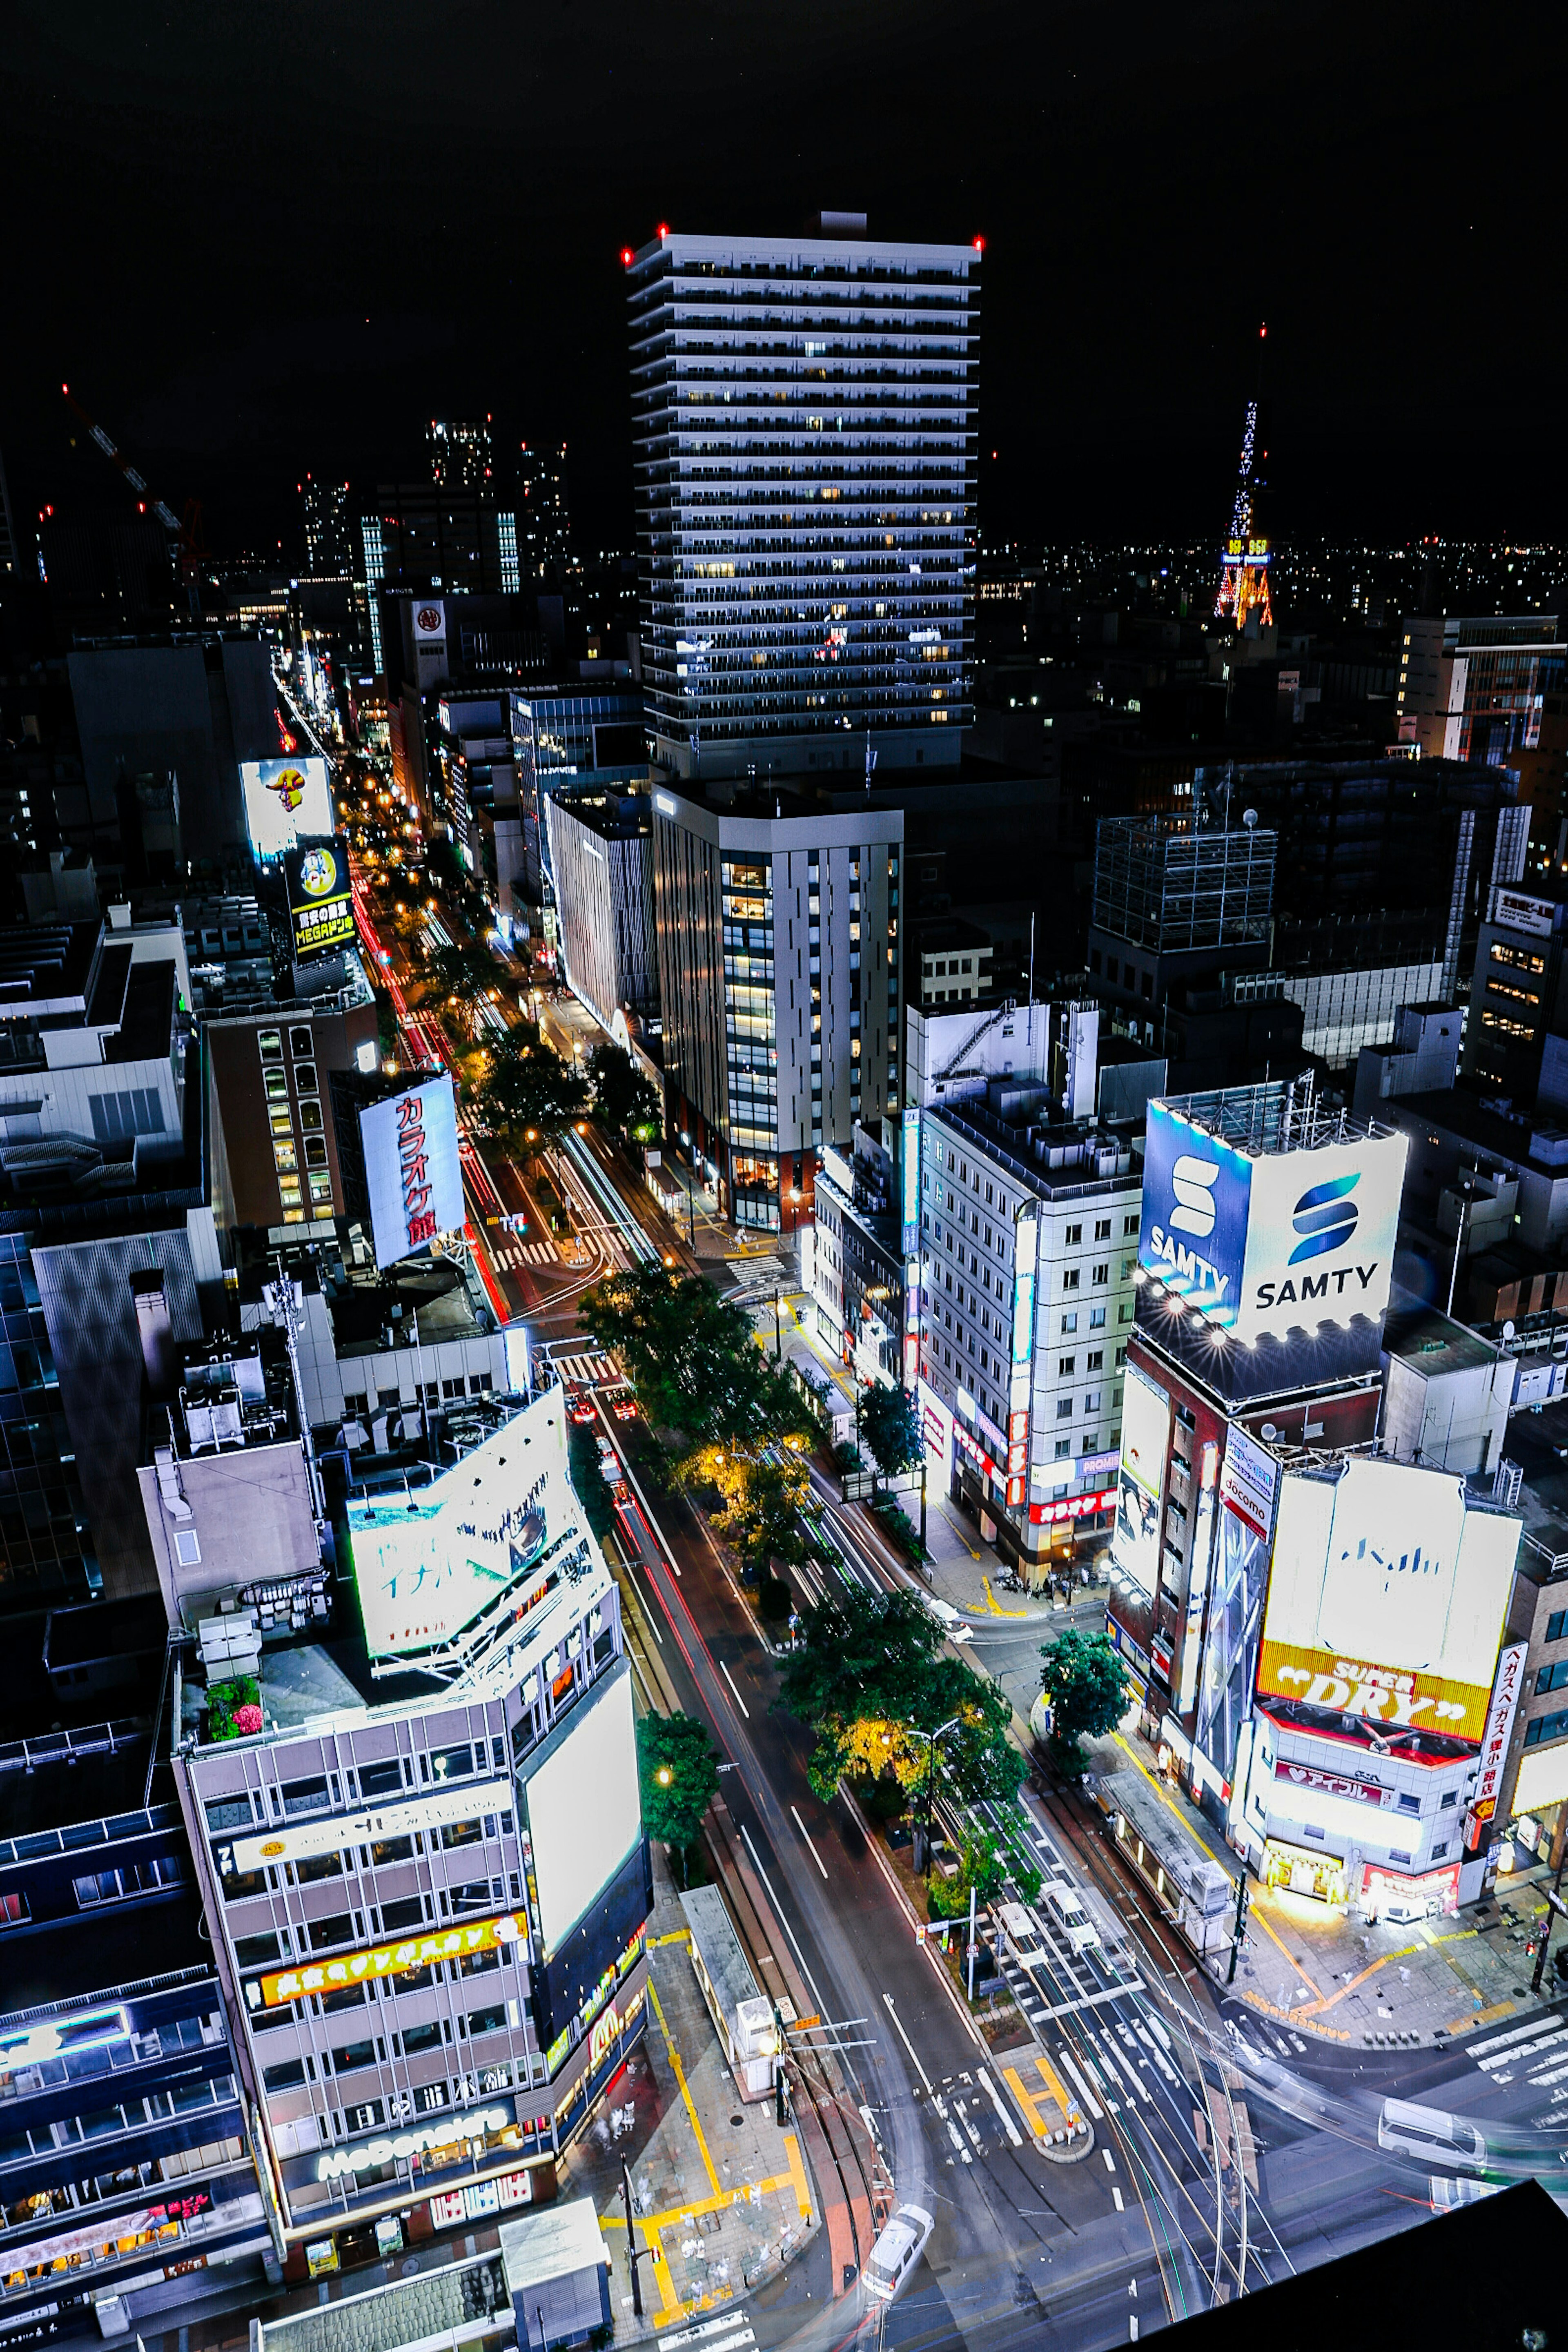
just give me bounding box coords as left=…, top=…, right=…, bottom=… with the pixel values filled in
left=1065, top=1223, right=1082, bottom=1245
left=1525, top=1709, right=1568, bottom=1747
left=1548, top=1610, right=1568, bottom=1644
left=1056, top=1399, right=1073, bottom=1421
left=1060, top=1312, right=1077, bottom=1335
left=1062, top=1269, right=1080, bottom=1292
left=1537, top=1661, right=1568, bottom=1697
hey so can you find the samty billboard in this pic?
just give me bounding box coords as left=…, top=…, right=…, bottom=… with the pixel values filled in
left=1137, top=1100, right=1408, bottom=1399
left=1254, top=1459, right=1519, bottom=1746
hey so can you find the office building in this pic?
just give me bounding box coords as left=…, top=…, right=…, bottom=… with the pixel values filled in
left=545, top=789, right=659, bottom=1035
left=65, top=636, right=280, bottom=873
left=428, top=420, right=494, bottom=493
left=651, top=786, right=902, bottom=1232
left=1379, top=1295, right=1514, bottom=1480
left=628, top=218, right=978, bottom=779
left=358, top=495, right=523, bottom=675
left=1398, top=616, right=1568, bottom=849
left=205, top=977, right=380, bottom=1238
left=1351, top=1003, right=1464, bottom=1124
left=915, top=1045, right=1140, bottom=1584
left=172, top=1386, right=652, bottom=2268
left=301, top=478, right=354, bottom=578
left=512, top=688, right=646, bottom=902
left=517, top=444, right=571, bottom=577
left=1108, top=1080, right=1410, bottom=1788
left=1088, top=813, right=1276, bottom=1014
left=0, top=1728, right=272, bottom=2341
left=913, top=916, right=993, bottom=1009
left=811, top=1127, right=906, bottom=1387
left=1461, top=880, right=1568, bottom=1098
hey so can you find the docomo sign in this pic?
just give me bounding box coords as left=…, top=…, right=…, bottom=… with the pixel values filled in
left=316, top=2103, right=510, bottom=2183
left=254, top=1914, right=521, bottom=2009
left=1257, top=1640, right=1487, bottom=1742
left=226, top=1778, right=512, bottom=1876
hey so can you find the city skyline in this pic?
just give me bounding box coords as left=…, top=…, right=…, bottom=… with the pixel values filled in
left=1, top=1, right=1558, bottom=563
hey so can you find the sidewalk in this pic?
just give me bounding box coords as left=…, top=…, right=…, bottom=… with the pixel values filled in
left=1097, top=1718, right=1564, bottom=2049
left=558, top=1847, right=820, bottom=2341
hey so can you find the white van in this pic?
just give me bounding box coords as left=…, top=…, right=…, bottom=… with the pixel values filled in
left=996, top=1900, right=1049, bottom=1969
left=864, top=2203, right=934, bottom=2303
left=1377, top=2098, right=1486, bottom=2174
left=1042, top=1878, right=1100, bottom=1956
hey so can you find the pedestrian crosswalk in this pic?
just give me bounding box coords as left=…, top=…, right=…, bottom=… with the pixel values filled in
left=550, top=1351, right=617, bottom=1386
left=492, top=1239, right=557, bottom=1269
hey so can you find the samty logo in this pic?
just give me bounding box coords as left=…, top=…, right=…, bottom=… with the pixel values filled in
left=266, top=766, right=307, bottom=816
left=1168, top=1154, right=1219, bottom=1238
left=1289, top=1172, right=1359, bottom=1265
left=415, top=604, right=443, bottom=634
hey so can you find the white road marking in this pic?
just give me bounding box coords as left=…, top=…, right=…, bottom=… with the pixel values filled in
left=1479, top=2025, right=1567, bottom=2071
left=977, top=2067, right=1023, bottom=2147
left=1029, top=1980, right=1146, bottom=2023
left=1112, top=2186, right=1125, bottom=2212
left=1103, top=2149, right=1116, bottom=2172
left=883, top=1994, right=934, bottom=2094
left=790, top=1804, right=829, bottom=1880
left=719, top=1659, right=751, bottom=1719
left=1056, top=2047, right=1105, bottom=2122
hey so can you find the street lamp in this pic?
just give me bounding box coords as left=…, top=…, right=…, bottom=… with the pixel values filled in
left=912, top=1715, right=962, bottom=1875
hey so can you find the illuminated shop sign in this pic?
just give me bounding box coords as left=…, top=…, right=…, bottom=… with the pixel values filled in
left=252, top=1914, right=521, bottom=2010
left=226, top=1779, right=513, bottom=1876
left=1029, top=1486, right=1116, bottom=1526
left=361, top=1074, right=463, bottom=1269
left=0, top=2004, right=127, bottom=2073
left=1272, top=1758, right=1386, bottom=1809
left=1178, top=1442, right=1219, bottom=1715
left=1256, top=1461, right=1518, bottom=1746
left=316, top=2103, right=512, bottom=2183
left=1468, top=1640, right=1528, bottom=1831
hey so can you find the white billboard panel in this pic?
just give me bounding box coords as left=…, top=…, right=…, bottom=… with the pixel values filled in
left=1256, top=1460, right=1519, bottom=1744
left=1111, top=1366, right=1168, bottom=1597
left=361, top=1074, right=463, bottom=1268
left=1234, top=1130, right=1407, bottom=1348
left=241, top=756, right=334, bottom=860
left=523, top=1668, right=641, bottom=1957
left=347, top=1387, right=584, bottom=1661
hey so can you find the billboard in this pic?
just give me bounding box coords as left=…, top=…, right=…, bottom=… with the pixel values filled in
left=1255, top=1461, right=1519, bottom=1744
left=1468, top=1640, right=1528, bottom=1831
left=1194, top=1423, right=1280, bottom=1780
left=1235, top=1133, right=1406, bottom=1352
left=361, top=1074, right=463, bottom=1268
left=1139, top=1102, right=1251, bottom=1324
left=346, top=1387, right=587, bottom=1662
left=254, top=1912, right=520, bottom=2009
left=287, top=837, right=355, bottom=962
left=241, top=755, right=333, bottom=860
left=225, top=1777, right=512, bottom=1877
left=1110, top=1365, right=1169, bottom=1597
left=522, top=1666, right=642, bottom=1958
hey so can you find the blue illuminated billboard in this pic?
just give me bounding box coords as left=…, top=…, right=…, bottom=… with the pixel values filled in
left=1138, top=1102, right=1252, bottom=1327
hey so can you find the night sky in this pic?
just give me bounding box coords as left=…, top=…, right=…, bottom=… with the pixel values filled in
left=2, top=0, right=1559, bottom=563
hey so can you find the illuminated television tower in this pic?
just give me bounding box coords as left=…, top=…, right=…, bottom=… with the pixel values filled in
left=1214, top=325, right=1273, bottom=632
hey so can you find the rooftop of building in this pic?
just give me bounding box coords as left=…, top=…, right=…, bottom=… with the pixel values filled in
left=1158, top=1076, right=1389, bottom=1160
left=913, top=914, right=993, bottom=957
left=1390, top=1087, right=1568, bottom=1178
left=549, top=786, right=653, bottom=842
left=929, top=1087, right=1138, bottom=1200
left=1381, top=1289, right=1504, bottom=1378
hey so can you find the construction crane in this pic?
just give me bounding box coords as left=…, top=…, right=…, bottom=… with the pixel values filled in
left=61, top=382, right=204, bottom=614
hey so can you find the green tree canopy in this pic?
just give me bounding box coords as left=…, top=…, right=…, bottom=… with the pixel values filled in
left=678, top=1442, right=814, bottom=1580
left=588, top=1042, right=662, bottom=1146
left=1039, top=1628, right=1130, bottom=1777
left=859, top=1383, right=923, bottom=1478
left=567, top=1421, right=616, bottom=1539
left=778, top=1585, right=1025, bottom=1806
left=473, top=1036, right=591, bottom=1155
left=636, top=1711, right=719, bottom=1884
left=578, top=1261, right=807, bottom=1451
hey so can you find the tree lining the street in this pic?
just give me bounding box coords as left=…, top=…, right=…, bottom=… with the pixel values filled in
left=858, top=1382, right=923, bottom=1479
left=588, top=1041, right=662, bottom=1146
left=1038, top=1628, right=1129, bottom=1777
left=676, top=1441, right=816, bottom=1582
left=778, top=1584, right=1025, bottom=1807
left=472, top=1033, right=591, bottom=1158
left=578, top=1260, right=808, bottom=1453
left=635, top=1711, right=719, bottom=1888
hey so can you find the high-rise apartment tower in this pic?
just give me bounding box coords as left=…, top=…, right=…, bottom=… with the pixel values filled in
left=628, top=217, right=979, bottom=780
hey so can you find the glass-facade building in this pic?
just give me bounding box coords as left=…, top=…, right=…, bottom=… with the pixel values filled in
left=629, top=225, right=978, bottom=780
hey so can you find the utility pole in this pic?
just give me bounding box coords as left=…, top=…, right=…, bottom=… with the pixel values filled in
left=773, top=2002, right=790, bottom=2125
left=1531, top=1837, right=1568, bottom=1996
left=620, top=2157, right=657, bottom=2318
left=773, top=1285, right=782, bottom=1362
left=1227, top=1869, right=1251, bottom=1986
left=966, top=1880, right=978, bottom=2003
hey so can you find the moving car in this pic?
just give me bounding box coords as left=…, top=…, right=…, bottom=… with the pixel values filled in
left=1042, top=1877, right=1100, bottom=1956
left=566, top=1390, right=597, bottom=1424
left=925, top=1597, right=974, bottom=1645
left=996, top=1900, right=1050, bottom=1970
left=1377, top=2098, right=1486, bottom=2174
left=863, top=2203, right=934, bottom=2303
left=605, top=1385, right=639, bottom=1421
